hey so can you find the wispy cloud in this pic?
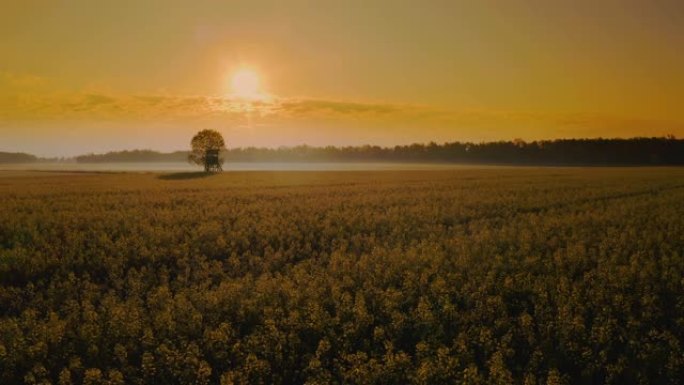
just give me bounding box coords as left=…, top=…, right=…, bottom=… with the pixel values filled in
left=0, top=71, right=49, bottom=89
left=277, top=99, right=405, bottom=116
left=0, top=92, right=413, bottom=121
left=1, top=90, right=682, bottom=139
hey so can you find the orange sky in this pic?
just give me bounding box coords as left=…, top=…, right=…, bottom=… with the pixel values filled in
left=1, top=0, right=683, bottom=156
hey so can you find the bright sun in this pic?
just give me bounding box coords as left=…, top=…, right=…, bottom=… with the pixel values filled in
left=230, top=69, right=261, bottom=100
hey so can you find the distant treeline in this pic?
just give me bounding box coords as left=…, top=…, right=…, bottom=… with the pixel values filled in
left=73, top=137, right=684, bottom=165
left=0, top=152, right=38, bottom=164
left=75, top=149, right=188, bottom=163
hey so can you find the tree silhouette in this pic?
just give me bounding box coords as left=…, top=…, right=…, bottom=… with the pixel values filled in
left=188, top=129, right=225, bottom=172
left=73, top=136, right=684, bottom=166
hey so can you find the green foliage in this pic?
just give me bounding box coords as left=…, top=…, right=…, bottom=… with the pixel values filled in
left=1, top=168, right=683, bottom=384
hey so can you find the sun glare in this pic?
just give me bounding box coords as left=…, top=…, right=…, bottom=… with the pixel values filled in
left=230, top=69, right=261, bottom=100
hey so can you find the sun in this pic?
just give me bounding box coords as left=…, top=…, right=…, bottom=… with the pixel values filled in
left=230, top=68, right=261, bottom=100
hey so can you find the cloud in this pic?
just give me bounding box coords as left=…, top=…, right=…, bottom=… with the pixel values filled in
left=0, top=92, right=413, bottom=122
left=60, top=94, right=117, bottom=112
left=0, top=71, right=48, bottom=89
left=0, top=93, right=235, bottom=121
left=1, top=90, right=682, bottom=140
left=277, top=99, right=405, bottom=116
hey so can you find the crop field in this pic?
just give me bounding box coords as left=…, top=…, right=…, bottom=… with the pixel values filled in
left=1, top=168, right=683, bottom=385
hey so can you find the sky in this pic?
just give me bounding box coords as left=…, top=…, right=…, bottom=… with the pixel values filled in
left=1, top=0, right=684, bottom=156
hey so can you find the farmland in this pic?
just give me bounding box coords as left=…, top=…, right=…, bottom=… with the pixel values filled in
left=1, top=168, right=683, bottom=384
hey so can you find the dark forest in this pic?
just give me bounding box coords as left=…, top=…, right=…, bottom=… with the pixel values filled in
left=70, top=137, right=684, bottom=165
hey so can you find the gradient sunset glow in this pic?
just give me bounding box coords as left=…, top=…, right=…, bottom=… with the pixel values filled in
left=1, top=0, right=683, bottom=156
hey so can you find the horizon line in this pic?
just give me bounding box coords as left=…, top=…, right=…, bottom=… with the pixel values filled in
left=2, top=135, right=680, bottom=159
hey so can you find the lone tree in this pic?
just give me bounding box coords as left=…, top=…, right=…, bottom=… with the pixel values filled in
left=188, top=129, right=226, bottom=172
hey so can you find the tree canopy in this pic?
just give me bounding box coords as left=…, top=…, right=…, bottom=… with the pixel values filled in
left=188, top=129, right=226, bottom=172
left=73, top=137, right=684, bottom=166
left=0, top=152, right=38, bottom=164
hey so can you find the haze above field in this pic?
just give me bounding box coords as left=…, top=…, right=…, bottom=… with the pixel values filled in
left=2, top=0, right=684, bottom=157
